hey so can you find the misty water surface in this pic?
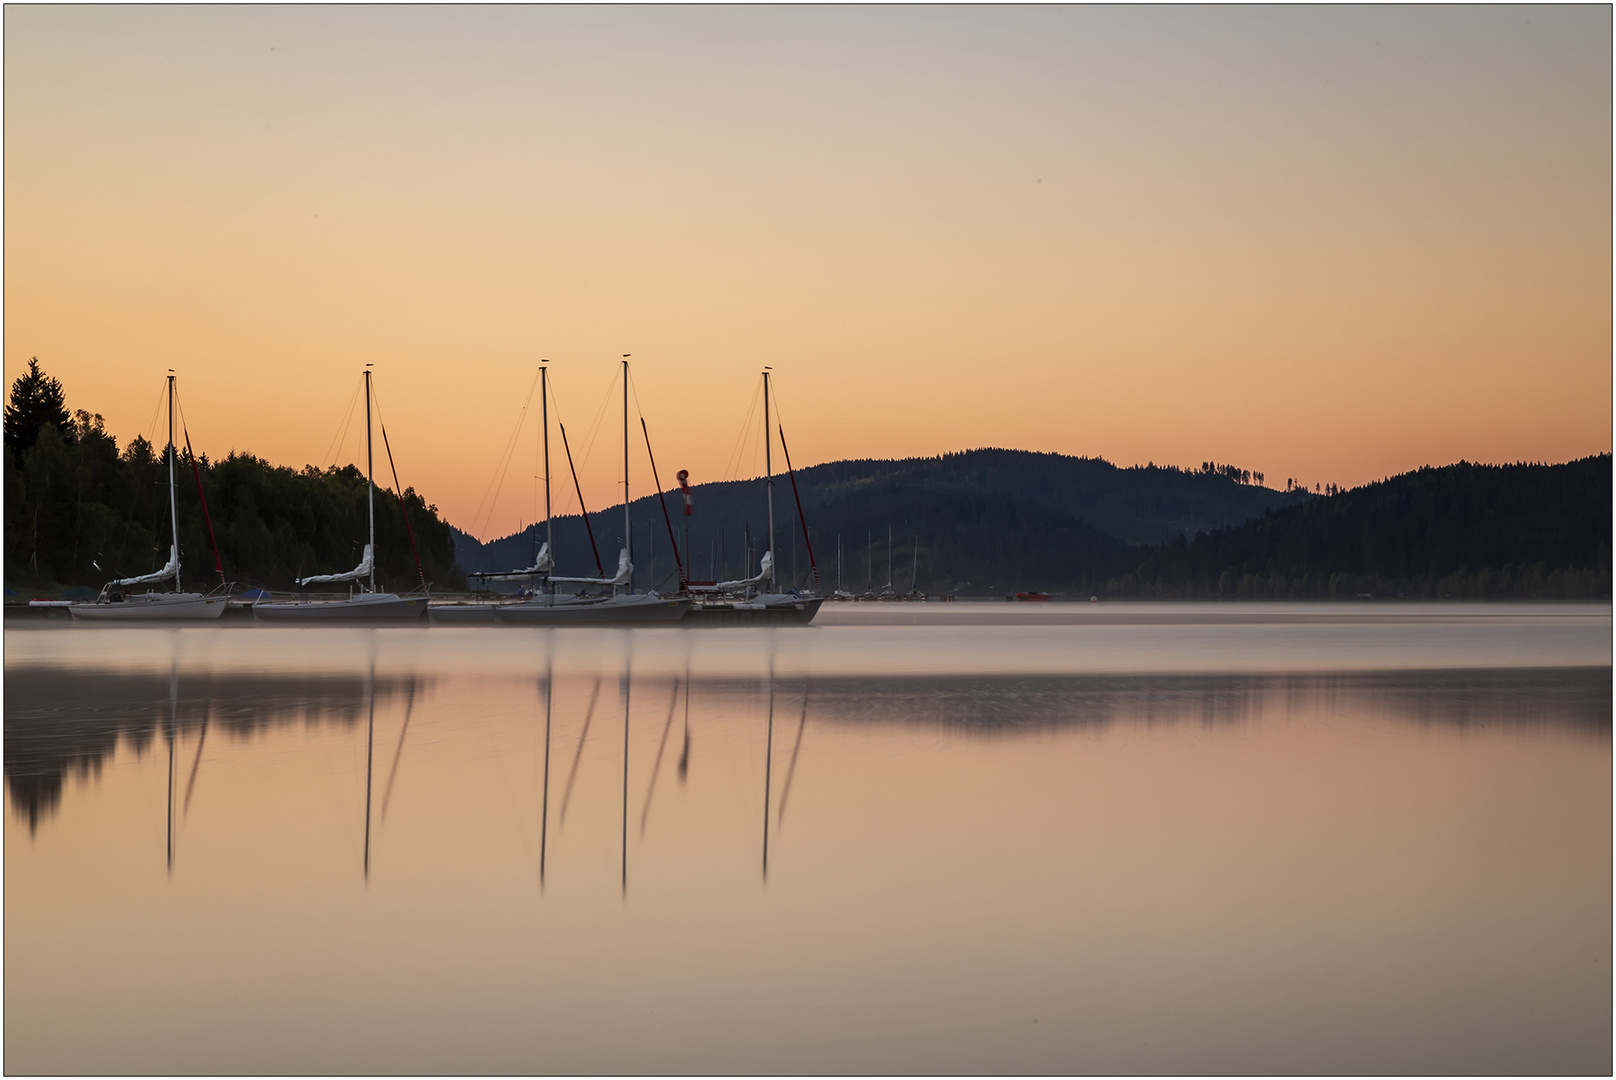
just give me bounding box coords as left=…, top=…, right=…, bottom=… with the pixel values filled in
left=5, top=604, right=1610, bottom=1074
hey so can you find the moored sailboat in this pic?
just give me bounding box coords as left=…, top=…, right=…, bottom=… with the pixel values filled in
left=252, top=367, right=427, bottom=622
left=68, top=373, right=228, bottom=621
left=432, top=362, right=603, bottom=623
left=495, top=357, right=690, bottom=626
left=683, top=369, right=822, bottom=626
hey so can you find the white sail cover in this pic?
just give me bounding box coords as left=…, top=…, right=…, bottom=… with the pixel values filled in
left=297, top=544, right=373, bottom=587
left=110, top=544, right=180, bottom=587
left=716, top=549, right=773, bottom=590
left=471, top=542, right=554, bottom=582
left=551, top=547, right=632, bottom=586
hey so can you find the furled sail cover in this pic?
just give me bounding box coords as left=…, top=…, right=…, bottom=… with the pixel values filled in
left=471, top=542, right=554, bottom=582
left=111, top=544, right=180, bottom=587
left=716, top=549, right=773, bottom=590
left=551, top=547, right=632, bottom=586
left=297, top=544, right=374, bottom=587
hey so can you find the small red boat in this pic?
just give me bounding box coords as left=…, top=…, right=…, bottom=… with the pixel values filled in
left=1015, top=591, right=1052, bottom=602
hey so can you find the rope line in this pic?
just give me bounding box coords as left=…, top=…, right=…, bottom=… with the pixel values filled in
left=319, top=376, right=364, bottom=472
left=141, top=380, right=167, bottom=448
left=466, top=367, right=542, bottom=541
left=723, top=376, right=763, bottom=483
left=370, top=384, right=428, bottom=591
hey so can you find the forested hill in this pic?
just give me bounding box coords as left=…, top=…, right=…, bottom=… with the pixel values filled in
left=9, top=358, right=1605, bottom=600
left=457, top=454, right=1611, bottom=599
left=455, top=447, right=1307, bottom=584
left=791, top=449, right=1309, bottom=545
left=4, top=360, right=462, bottom=594
left=1126, top=456, right=1611, bottom=599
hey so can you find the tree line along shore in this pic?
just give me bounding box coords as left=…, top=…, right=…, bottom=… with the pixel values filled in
left=5, top=359, right=1610, bottom=600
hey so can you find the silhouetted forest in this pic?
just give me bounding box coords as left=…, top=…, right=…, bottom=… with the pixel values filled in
left=9, top=360, right=1607, bottom=600
left=457, top=448, right=1307, bottom=591
left=4, top=362, right=462, bottom=594
left=795, top=449, right=1308, bottom=544
left=461, top=454, right=1612, bottom=599
left=1121, top=456, right=1612, bottom=599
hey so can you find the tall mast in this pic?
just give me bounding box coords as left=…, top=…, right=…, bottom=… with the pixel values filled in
left=622, top=355, right=631, bottom=595
left=764, top=369, right=775, bottom=586
left=365, top=366, right=375, bottom=592
left=167, top=372, right=180, bottom=591
left=542, top=363, right=552, bottom=574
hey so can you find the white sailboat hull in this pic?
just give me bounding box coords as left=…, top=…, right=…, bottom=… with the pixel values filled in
left=252, top=593, right=428, bottom=621
left=68, top=593, right=229, bottom=621
left=495, top=593, right=691, bottom=625
left=430, top=592, right=596, bottom=624
left=684, top=594, right=823, bottom=625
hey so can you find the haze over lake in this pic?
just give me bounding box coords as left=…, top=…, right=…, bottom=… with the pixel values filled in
left=5, top=604, right=1609, bottom=1074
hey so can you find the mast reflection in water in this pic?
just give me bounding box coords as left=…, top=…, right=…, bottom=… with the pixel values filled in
left=4, top=616, right=1610, bottom=1076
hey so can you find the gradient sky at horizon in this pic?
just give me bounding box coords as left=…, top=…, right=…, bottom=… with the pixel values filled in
left=6, top=5, right=1610, bottom=540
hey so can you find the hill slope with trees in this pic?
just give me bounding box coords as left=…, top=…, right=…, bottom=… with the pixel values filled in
left=1125, top=456, right=1611, bottom=598
left=8, top=358, right=1605, bottom=600
left=4, top=360, right=462, bottom=594
left=456, top=448, right=1308, bottom=589
left=458, top=454, right=1612, bottom=599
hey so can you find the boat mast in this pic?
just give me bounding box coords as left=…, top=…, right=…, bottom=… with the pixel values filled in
left=622, top=355, right=631, bottom=595
left=167, top=372, right=180, bottom=592
left=542, top=363, right=552, bottom=590
left=764, top=369, right=775, bottom=587
left=365, top=366, right=376, bottom=592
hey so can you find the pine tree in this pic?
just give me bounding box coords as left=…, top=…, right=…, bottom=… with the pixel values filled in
left=4, top=357, right=70, bottom=458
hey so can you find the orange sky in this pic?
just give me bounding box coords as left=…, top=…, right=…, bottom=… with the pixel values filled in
left=6, top=6, right=1610, bottom=541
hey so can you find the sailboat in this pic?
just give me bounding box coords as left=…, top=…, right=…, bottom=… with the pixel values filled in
left=429, top=537, right=558, bottom=623
left=684, top=369, right=823, bottom=625
left=432, top=363, right=593, bottom=624
left=69, top=373, right=228, bottom=621
left=496, top=357, right=689, bottom=625
left=253, top=367, right=428, bottom=622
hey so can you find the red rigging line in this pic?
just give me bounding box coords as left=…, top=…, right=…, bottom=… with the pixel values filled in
left=640, top=416, right=685, bottom=586
left=181, top=425, right=226, bottom=589
left=559, top=421, right=604, bottom=576
left=380, top=422, right=427, bottom=592
left=778, top=426, right=821, bottom=593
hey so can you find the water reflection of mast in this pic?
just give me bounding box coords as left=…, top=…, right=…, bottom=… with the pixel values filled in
left=678, top=655, right=691, bottom=782
left=777, top=682, right=809, bottom=828
left=380, top=681, right=417, bottom=825
left=166, top=651, right=177, bottom=873
left=639, top=680, right=680, bottom=836
left=183, top=700, right=209, bottom=815
left=620, top=653, right=631, bottom=895
left=762, top=653, right=775, bottom=880
left=560, top=678, right=601, bottom=825
left=539, top=653, right=553, bottom=888
left=363, top=644, right=376, bottom=881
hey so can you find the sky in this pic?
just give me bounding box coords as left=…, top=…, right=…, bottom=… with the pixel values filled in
left=6, top=5, right=1610, bottom=541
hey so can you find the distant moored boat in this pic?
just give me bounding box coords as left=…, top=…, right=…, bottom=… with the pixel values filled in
left=252, top=366, right=427, bottom=623
left=69, top=372, right=228, bottom=622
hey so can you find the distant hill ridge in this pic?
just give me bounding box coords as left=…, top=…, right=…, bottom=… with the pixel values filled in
left=784, top=448, right=1306, bottom=545
left=1129, top=455, right=1611, bottom=599
left=454, top=451, right=1610, bottom=599
left=454, top=447, right=1305, bottom=583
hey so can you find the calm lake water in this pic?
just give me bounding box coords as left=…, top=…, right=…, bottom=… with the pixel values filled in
left=6, top=603, right=1610, bottom=1074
